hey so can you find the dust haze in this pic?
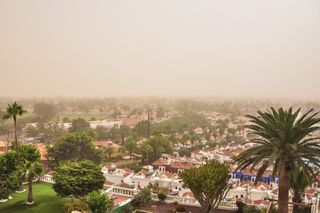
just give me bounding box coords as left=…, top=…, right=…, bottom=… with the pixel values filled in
left=0, top=0, right=320, bottom=100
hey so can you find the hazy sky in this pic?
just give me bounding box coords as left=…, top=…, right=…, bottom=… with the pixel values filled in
left=0, top=0, right=320, bottom=99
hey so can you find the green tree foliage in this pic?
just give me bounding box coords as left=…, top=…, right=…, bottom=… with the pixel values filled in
left=244, top=205, right=259, bottom=213
left=119, top=125, right=131, bottom=143
left=107, top=124, right=130, bottom=143
left=17, top=160, right=42, bottom=204
left=37, top=122, right=65, bottom=145
left=234, top=108, right=320, bottom=213
left=69, top=118, right=91, bottom=133
left=131, top=188, right=152, bottom=207
left=180, top=160, right=232, bottom=213
left=63, top=196, right=89, bottom=213
left=123, top=137, right=137, bottom=159
left=87, top=190, right=112, bottom=213
left=49, top=133, right=102, bottom=165
left=0, top=151, right=19, bottom=199
left=133, top=120, right=150, bottom=138
left=140, top=143, right=153, bottom=164
left=157, top=192, right=167, bottom=203
left=142, top=135, right=173, bottom=162
left=2, top=102, right=27, bottom=157
left=105, top=147, right=114, bottom=159
left=290, top=167, right=310, bottom=213
left=95, top=126, right=109, bottom=140
left=33, top=102, right=57, bottom=121
left=53, top=160, right=105, bottom=197
left=19, top=144, right=41, bottom=163
left=152, top=112, right=210, bottom=134
left=178, top=147, right=191, bottom=157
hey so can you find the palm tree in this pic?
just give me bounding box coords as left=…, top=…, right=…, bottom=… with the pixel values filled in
left=234, top=108, right=320, bottom=213
left=190, top=132, right=199, bottom=147
left=105, top=147, right=114, bottom=159
left=17, top=160, right=42, bottom=204
left=2, top=102, right=27, bottom=155
left=290, top=166, right=310, bottom=213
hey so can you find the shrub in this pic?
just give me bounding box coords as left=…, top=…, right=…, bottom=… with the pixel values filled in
left=87, top=190, right=112, bottom=213
left=260, top=207, right=278, bottom=213
left=63, top=196, right=88, bottom=213
left=0, top=187, right=11, bottom=200
left=132, top=188, right=152, bottom=207
left=157, top=192, right=167, bottom=203
left=244, top=205, right=259, bottom=213
left=129, top=165, right=143, bottom=173
left=178, top=148, right=191, bottom=157
left=122, top=203, right=134, bottom=213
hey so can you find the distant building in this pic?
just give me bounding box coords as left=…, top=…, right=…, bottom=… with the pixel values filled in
left=152, top=154, right=199, bottom=173
left=94, top=140, right=120, bottom=150
left=0, top=140, right=10, bottom=154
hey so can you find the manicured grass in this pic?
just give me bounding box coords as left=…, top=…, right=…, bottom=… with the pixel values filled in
left=0, top=183, right=66, bottom=213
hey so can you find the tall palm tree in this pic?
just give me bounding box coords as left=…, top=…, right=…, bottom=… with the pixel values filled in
left=17, top=160, right=42, bottom=204
left=190, top=132, right=199, bottom=147
left=234, top=108, right=320, bottom=213
left=290, top=166, right=310, bottom=213
left=2, top=102, right=27, bottom=156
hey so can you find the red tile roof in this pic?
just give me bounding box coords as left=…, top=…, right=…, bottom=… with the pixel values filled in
left=182, top=192, right=195, bottom=198
left=152, top=159, right=168, bottom=166
left=94, top=141, right=120, bottom=149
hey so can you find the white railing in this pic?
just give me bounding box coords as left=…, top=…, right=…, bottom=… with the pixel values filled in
left=105, top=185, right=138, bottom=197
left=39, top=175, right=55, bottom=184
left=105, top=185, right=237, bottom=210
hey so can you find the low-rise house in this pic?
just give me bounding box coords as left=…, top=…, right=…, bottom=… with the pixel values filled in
left=94, top=140, right=120, bottom=150
left=152, top=154, right=199, bottom=173
left=0, top=140, right=10, bottom=154
left=102, top=165, right=134, bottom=186
left=90, top=120, right=123, bottom=129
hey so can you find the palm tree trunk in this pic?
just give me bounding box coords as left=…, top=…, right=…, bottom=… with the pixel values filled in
left=278, top=170, right=290, bottom=213
left=13, top=117, right=19, bottom=156
left=14, top=117, right=24, bottom=191
left=292, top=192, right=302, bottom=213
left=27, top=177, right=33, bottom=204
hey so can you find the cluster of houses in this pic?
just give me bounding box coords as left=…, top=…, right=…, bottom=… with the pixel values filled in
left=102, top=145, right=320, bottom=209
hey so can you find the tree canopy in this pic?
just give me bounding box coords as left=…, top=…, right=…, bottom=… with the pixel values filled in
left=181, top=160, right=232, bottom=213
left=142, top=135, right=173, bottom=162
left=48, top=133, right=102, bottom=165
left=151, top=112, right=210, bottom=134
left=234, top=107, right=320, bottom=213
left=87, top=190, right=112, bottom=213
left=69, top=118, right=91, bottom=133
left=53, top=160, right=105, bottom=197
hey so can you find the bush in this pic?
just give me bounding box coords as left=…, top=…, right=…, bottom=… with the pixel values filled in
left=157, top=192, right=167, bottom=203
left=297, top=206, right=311, bottom=213
left=129, top=165, right=143, bottom=173
left=53, top=160, right=105, bottom=197
left=131, top=188, right=152, bottom=207
left=0, top=187, right=11, bottom=200
left=178, top=148, right=191, bottom=157
left=63, top=196, right=88, bottom=213
left=260, top=207, right=278, bottom=213
left=87, top=190, right=112, bottom=213
left=244, top=205, right=259, bottom=213
left=121, top=203, right=134, bottom=213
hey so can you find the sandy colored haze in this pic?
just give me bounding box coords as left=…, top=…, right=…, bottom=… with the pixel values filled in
left=0, top=0, right=319, bottom=100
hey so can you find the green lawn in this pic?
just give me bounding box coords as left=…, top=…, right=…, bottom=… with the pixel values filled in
left=0, top=183, right=66, bottom=213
